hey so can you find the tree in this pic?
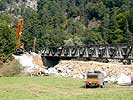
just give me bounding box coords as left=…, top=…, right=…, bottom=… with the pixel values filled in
left=1, top=0, right=132, bottom=52
left=0, top=14, right=16, bottom=62
left=82, top=29, right=104, bottom=44
left=0, top=0, right=7, bottom=11
left=21, top=7, right=42, bottom=51
left=100, top=13, right=110, bottom=44
left=129, top=0, right=133, bottom=33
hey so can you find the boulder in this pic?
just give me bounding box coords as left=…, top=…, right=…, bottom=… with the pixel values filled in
left=48, top=68, right=57, bottom=75
left=117, top=73, right=131, bottom=85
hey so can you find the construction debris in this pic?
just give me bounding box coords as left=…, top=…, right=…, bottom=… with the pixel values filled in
left=14, top=53, right=133, bottom=85
left=117, top=73, right=131, bottom=85
left=46, top=60, right=133, bottom=85
left=13, top=52, right=46, bottom=76
left=51, top=60, right=133, bottom=77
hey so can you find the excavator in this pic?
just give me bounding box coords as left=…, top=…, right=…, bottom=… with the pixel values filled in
left=15, top=17, right=24, bottom=55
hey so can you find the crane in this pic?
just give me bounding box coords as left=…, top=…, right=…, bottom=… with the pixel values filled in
left=15, top=17, right=24, bottom=55
left=17, top=17, right=23, bottom=48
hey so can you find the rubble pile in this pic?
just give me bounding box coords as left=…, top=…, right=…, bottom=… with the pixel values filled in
left=52, top=60, right=133, bottom=77
left=13, top=52, right=46, bottom=76
left=47, top=60, right=133, bottom=85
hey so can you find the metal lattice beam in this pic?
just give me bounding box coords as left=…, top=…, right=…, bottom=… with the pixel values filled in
left=41, top=44, right=133, bottom=60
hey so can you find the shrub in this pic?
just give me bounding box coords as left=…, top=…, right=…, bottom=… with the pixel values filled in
left=0, top=60, right=22, bottom=77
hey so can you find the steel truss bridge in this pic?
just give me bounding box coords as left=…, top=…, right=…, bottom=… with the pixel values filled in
left=41, top=44, right=133, bottom=65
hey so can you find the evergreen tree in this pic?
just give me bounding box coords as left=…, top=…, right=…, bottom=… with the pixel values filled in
left=0, top=14, right=16, bottom=62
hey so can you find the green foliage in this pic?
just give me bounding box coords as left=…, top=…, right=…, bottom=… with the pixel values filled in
left=64, top=36, right=83, bottom=46
left=64, top=38, right=75, bottom=46
left=129, top=0, right=133, bottom=33
left=82, top=30, right=104, bottom=44
left=0, top=0, right=7, bottom=11
left=21, top=7, right=42, bottom=51
left=0, top=0, right=133, bottom=56
left=37, top=0, right=132, bottom=46
left=0, top=14, right=16, bottom=62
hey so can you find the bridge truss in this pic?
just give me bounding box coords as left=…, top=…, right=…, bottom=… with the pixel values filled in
left=41, top=44, right=133, bottom=64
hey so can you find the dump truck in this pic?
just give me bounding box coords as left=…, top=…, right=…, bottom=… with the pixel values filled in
left=84, top=71, right=104, bottom=88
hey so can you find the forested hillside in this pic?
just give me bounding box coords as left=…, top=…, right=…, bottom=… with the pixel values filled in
left=0, top=0, right=133, bottom=62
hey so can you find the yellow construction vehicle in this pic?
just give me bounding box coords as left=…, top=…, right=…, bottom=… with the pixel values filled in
left=84, top=71, right=104, bottom=88
left=15, top=17, right=24, bottom=55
